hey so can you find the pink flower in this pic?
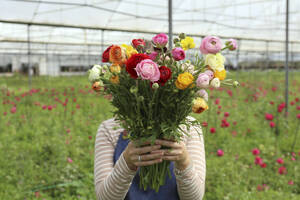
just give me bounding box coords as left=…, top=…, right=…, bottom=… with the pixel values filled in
left=260, top=163, right=267, bottom=168
left=288, top=180, right=294, bottom=185
left=257, top=185, right=263, bottom=191
left=152, top=33, right=168, bottom=47
left=196, top=73, right=210, bottom=88
left=204, top=70, right=214, bottom=80
left=265, top=113, right=273, bottom=121
left=225, top=39, right=237, bottom=51
left=269, top=121, right=275, bottom=128
left=210, top=127, right=216, bottom=134
left=255, top=156, right=263, bottom=165
left=66, top=129, right=70, bottom=134
left=291, top=157, right=296, bottom=161
left=201, top=122, right=208, bottom=127
left=149, top=52, right=158, bottom=61
left=297, top=114, right=300, bottom=119
left=215, top=98, right=220, bottom=105
left=278, top=166, right=287, bottom=175
left=217, top=149, right=224, bottom=156
left=10, top=106, right=17, bottom=114
left=297, top=106, right=300, bottom=110
left=3, top=112, right=7, bottom=116
left=135, top=59, right=160, bottom=82
left=196, top=89, right=208, bottom=101
left=67, top=157, right=73, bottom=163
left=224, top=112, right=229, bottom=117
left=48, top=105, right=53, bottom=111
left=171, top=47, right=185, bottom=61
left=200, top=36, right=222, bottom=54
left=276, top=158, right=284, bottom=164
left=252, top=148, right=260, bottom=155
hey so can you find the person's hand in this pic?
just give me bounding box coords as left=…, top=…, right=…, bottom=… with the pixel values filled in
left=154, top=139, right=190, bottom=171
left=123, top=141, right=164, bottom=171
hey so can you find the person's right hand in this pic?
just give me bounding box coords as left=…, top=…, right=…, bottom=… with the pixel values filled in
left=123, top=142, right=164, bottom=171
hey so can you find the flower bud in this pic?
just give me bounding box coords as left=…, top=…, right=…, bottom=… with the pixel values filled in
left=173, top=38, right=180, bottom=44
left=179, top=33, right=186, bottom=40
left=210, top=78, right=220, bottom=88
left=152, top=83, right=159, bottom=90
left=233, top=81, right=240, bottom=87
left=138, top=96, right=144, bottom=102
left=130, top=86, right=138, bottom=94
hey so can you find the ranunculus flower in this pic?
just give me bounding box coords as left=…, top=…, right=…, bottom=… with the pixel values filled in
left=196, top=89, right=208, bottom=101
left=126, top=53, right=150, bottom=79
left=204, top=70, right=214, bottom=80
left=121, top=44, right=138, bottom=58
left=269, top=121, right=275, bottom=128
left=175, top=72, right=194, bottom=90
left=278, top=166, right=287, bottom=175
left=149, top=52, right=158, bottom=61
left=180, top=36, right=195, bottom=50
left=210, top=127, right=216, bottom=134
left=224, top=112, right=229, bottom=117
left=297, top=114, right=300, bottom=119
left=110, top=75, right=119, bottom=84
left=109, top=45, right=126, bottom=65
left=214, top=69, right=226, bottom=81
left=252, top=148, right=260, bottom=155
left=88, top=65, right=102, bottom=83
left=196, top=73, right=210, bottom=88
left=210, top=78, right=220, bottom=88
left=102, top=45, right=113, bottom=62
left=192, top=97, right=209, bottom=114
left=205, top=53, right=225, bottom=72
left=135, top=59, right=160, bottom=82
left=92, top=81, right=103, bottom=92
left=217, top=149, right=224, bottom=157
left=260, top=163, right=267, bottom=168
left=181, top=62, right=195, bottom=73
left=172, top=47, right=185, bottom=61
left=109, top=64, right=121, bottom=73
left=200, top=36, right=222, bottom=54
left=11, top=106, right=17, bottom=114
left=225, top=39, right=237, bottom=51
left=265, top=113, right=274, bottom=121
left=255, top=156, right=263, bottom=165
left=288, top=180, right=294, bottom=185
left=277, top=158, right=284, bottom=164
left=157, top=66, right=172, bottom=86
left=67, top=157, right=73, bottom=163
left=132, top=39, right=145, bottom=48
left=152, top=33, right=168, bottom=47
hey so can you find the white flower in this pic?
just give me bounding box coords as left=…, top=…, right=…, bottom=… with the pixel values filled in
left=210, top=78, right=220, bottom=88
left=88, top=65, right=101, bottom=83
left=181, top=62, right=195, bottom=73
left=205, top=53, right=225, bottom=72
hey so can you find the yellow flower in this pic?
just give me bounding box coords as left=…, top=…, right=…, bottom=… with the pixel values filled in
left=180, top=37, right=195, bottom=51
left=110, top=75, right=119, bottom=84
left=110, top=64, right=121, bottom=73
left=192, top=97, right=209, bottom=114
left=175, top=72, right=194, bottom=90
left=214, top=69, right=226, bottom=80
left=205, top=53, right=225, bottom=72
left=121, top=44, right=138, bottom=59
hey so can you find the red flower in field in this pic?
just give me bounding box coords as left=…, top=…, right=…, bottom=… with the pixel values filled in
left=278, top=166, right=287, bottom=175
left=257, top=185, right=263, bottom=191
left=295, top=97, right=299, bottom=102
left=3, top=112, right=7, bottom=116
left=297, top=114, right=300, bottom=119
left=255, top=156, right=263, bottom=165
left=215, top=98, right=220, bottom=105
left=73, top=98, right=77, bottom=102
left=67, top=157, right=73, bottom=163
left=201, top=122, right=208, bottom=127
left=276, top=158, right=284, bottom=164
left=269, top=101, right=274, bottom=105
left=224, top=112, right=229, bottom=117
left=126, top=53, right=150, bottom=79
left=76, top=104, right=80, bottom=109
left=297, top=106, right=300, bottom=110
left=290, top=101, right=295, bottom=106
left=233, top=121, right=237, bottom=125
left=10, top=106, right=17, bottom=114
left=265, top=113, right=273, bottom=121
left=48, top=105, right=53, bottom=111
left=291, top=157, right=296, bottom=161
left=217, top=149, right=224, bottom=157
left=102, top=45, right=113, bottom=62
left=210, top=127, right=216, bottom=134
left=252, top=148, right=260, bottom=155
left=227, top=90, right=233, bottom=97
left=42, top=105, right=47, bottom=110
left=132, top=39, right=145, bottom=48
left=66, top=129, right=70, bottom=134
left=260, top=163, right=267, bottom=168
left=218, top=105, right=222, bottom=109
left=288, top=180, right=294, bottom=185
left=35, top=191, right=40, bottom=198
left=272, top=87, right=277, bottom=92
left=269, top=121, right=275, bottom=128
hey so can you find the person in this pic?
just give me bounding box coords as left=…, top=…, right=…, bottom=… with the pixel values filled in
left=94, top=116, right=206, bottom=200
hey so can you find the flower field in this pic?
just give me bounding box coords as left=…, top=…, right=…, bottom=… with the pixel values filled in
left=0, top=71, right=299, bottom=200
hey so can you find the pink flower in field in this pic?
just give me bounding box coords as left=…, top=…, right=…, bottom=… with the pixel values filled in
left=260, top=163, right=267, bottom=168
left=269, top=121, right=275, bottom=128
left=288, top=180, right=294, bottom=185
left=290, top=101, right=295, bottom=106
left=265, top=113, right=273, bottom=121
left=218, top=105, right=222, bottom=109
left=200, top=36, right=222, bottom=54
left=66, top=129, right=70, bottom=134
left=10, top=106, right=17, bottom=114
left=67, top=157, right=73, bottom=163
left=296, top=97, right=299, bottom=102
left=297, top=106, right=300, bottom=110
left=35, top=191, right=40, bottom=198
left=291, top=152, right=296, bottom=157
left=297, top=114, right=300, bottom=119
left=76, top=104, right=80, bottom=109
left=252, top=148, right=260, bottom=155
left=291, top=157, right=296, bottom=161
left=276, top=158, right=284, bottom=164
left=210, top=127, right=216, bottom=134
left=272, top=87, right=277, bottom=92
left=278, top=166, right=287, bottom=175
left=224, top=112, right=229, bottom=117
left=217, top=149, right=224, bottom=157
left=215, top=98, right=220, bottom=105
left=3, top=112, right=7, bottom=116
left=73, top=98, right=77, bottom=103
left=48, top=105, right=53, bottom=111
left=152, top=33, right=168, bottom=47
left=270, top=101, right=274, bottom=105
left=42, top=105, right=47, bottom=110
left=255, top=156, right=263, bottom=165
left=227, top=90, right=233, bottom=97
left=257, top=185, right=263, bottom=191
left=201, top=121, right=208, bottom=127
left=135, top=59, right=160, bottom=82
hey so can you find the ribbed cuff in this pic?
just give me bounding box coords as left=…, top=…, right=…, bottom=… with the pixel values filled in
left=118, top=153, right=138, bottom=176
left=174, top=161, right=195, bottom=181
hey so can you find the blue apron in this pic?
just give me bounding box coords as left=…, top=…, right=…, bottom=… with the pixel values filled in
left=113, top=132, right=180, bottom=200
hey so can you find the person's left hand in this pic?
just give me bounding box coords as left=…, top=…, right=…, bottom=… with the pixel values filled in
left=153, top=139, right=190, bottom=170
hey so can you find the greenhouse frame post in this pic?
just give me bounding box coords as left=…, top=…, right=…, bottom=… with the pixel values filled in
left=285, top=0, right=289, bottom=116
left=27, top=24, right=32, bottom=89
left=168, top=0, right=173, bottom=50
left=101, top=30, right=104, bottom=55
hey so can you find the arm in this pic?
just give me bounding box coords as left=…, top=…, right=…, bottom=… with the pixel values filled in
left=94, top=122, right=137, bottom=200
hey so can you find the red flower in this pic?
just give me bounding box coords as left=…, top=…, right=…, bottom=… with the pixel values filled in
left=278, top=166, right=287, bottom=175
left=224, top=112, right=229, bottom=117
left=269, top=121, right=275, bottom=128
left=126, top=53, right=150, bottom=79
left=215, top=98, right=220, bottom=105
left=297, top=106, right=300, bottom=110
left=210, top=127, right=216, bottom=134
left=265, top=113, right=273, bottom=121
left=295, top=97, right=299, bottom=102
left=157, top=66, right=172, bottom=86
left=201, top=122, right=208, bottom=127
left=217, top=149, right=224, bottom=157
left=102, top=45, right=113, bottom=62
left=276, top=158, right=284, bottom=164
left=290, top=101, right=295, bottom=106
left=255, top=156, right=263, bottom=165
left=132, top=39, right=145, bottom=48
left=252, top=148, right=260, bottom=155
left=297, top=114, right=300, bottom=119
left=288, top=180, right=294, bottom=185
left=260, top=163, right=267, bottom=168
left=269, top=101, right=274, bottom=105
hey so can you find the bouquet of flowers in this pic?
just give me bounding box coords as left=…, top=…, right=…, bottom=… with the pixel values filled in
left=88, top=33, right=238, bottom=192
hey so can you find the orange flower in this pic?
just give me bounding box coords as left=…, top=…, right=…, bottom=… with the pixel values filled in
left=109, top=45, right=126, bottom=65
left=110, top=75, right=119, bottom=84
left=110, top=64, right=121, bottom=73
left=214, top=69, right=226, bottom=80
left=92, top=81, right=102, bottom=92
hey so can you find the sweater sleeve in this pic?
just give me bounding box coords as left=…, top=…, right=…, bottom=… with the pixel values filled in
left=94, top=121, right=137, bottom=200
left=174, top=124, right=206, bottom=200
